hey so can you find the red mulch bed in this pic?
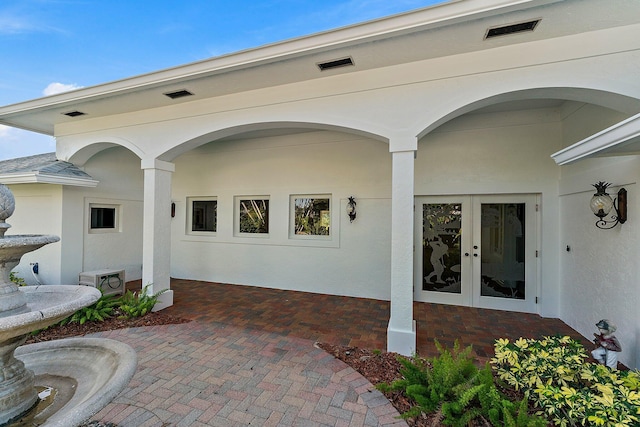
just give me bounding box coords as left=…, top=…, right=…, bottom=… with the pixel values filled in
left=24, top=310, right=191, bottom=344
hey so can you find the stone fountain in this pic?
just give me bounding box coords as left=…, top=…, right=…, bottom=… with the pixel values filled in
left=0, top=185, right=137, bottom=426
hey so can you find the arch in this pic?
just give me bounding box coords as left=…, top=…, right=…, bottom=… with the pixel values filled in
left=417, top=87, right=640, bottom=139
left=157, top=121, right=390, bottom=163
left=61, top=137, right=144, bottom=166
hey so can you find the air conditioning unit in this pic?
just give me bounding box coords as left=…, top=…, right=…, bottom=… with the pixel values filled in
left=79, top=269, right=126, bottom=296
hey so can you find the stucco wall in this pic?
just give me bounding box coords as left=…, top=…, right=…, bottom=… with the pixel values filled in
left=559, top=156, right=639, bottom=369
left=7, top=184, right=63, bottom=286
left=171, top=130, right=393, bottom=299
left=60, top=147, right=144, bottom=284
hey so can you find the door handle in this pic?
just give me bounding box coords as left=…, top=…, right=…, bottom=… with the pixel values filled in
left=473, top=253, right=478, bottom=257
left=464, top=252, right=469, bottom=257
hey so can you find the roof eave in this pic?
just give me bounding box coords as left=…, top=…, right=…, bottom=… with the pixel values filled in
left=0, top=172, right=99, bottom=187
left=0, top=0, right=560, bottom=121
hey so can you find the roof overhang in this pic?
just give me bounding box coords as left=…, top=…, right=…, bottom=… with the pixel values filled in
left=0, top=172, right=99, bottom=187
left=551, top=112, right=640, bottom=165
left=1, top=0, right=593, bottom=135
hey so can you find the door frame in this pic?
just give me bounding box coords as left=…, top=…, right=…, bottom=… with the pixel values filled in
left=414, top=194, right=540, bottom=313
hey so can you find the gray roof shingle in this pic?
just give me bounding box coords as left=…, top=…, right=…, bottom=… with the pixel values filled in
left=0, top=152, right=94, bottom=179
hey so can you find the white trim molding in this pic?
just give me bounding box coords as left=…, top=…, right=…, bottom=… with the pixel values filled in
left=552, top=112, right=640, bottom=165
left=0, top=172, right=99, bottom=187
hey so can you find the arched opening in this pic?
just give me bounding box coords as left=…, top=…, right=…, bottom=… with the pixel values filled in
left=413, top=88, right=640, bottom=317
left=168, top=123, right=393, bottom=300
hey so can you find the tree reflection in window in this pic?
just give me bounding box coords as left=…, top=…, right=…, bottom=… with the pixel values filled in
left=294, top=197, right=330, bottom=236
left=239, top=199, right=269, bottom=234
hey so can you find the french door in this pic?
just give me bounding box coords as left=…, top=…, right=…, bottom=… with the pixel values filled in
left=414, top=194, right=538, bottom=313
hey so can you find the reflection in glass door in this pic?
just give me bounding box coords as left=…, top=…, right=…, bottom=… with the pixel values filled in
left=423, top=203, right=462, bottom=294
left=479, top=202, right=526, bottom=300
left=416, top=197, right=472, bottom=307
left=415, top=195, right=538, bottom=313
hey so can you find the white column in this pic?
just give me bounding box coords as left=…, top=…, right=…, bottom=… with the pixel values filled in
left=387, top=148, right=416, bottom=356
left=141, top=158, right=174, bottom=311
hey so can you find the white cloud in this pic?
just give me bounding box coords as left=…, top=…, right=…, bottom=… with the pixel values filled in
left=42, top=82, right=83, bottom=97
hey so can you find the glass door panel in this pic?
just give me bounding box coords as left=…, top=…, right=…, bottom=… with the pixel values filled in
left=472, top=195, right=537, bottom=313
left=416, top=194, right=538, bottom=313
left=423, top=203, right=462, bottom=294
left=479, top=203, right=526, bottom=299
left=415, top=196, right=472, bottom=306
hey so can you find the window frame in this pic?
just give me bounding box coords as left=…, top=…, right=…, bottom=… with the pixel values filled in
left=234, top=196, right=270, bottom=237
left=187, top=197, right=218, bottom=235
left=289, top=194, right=332, bottom=240
left=88, top=203, right=120, bottom=233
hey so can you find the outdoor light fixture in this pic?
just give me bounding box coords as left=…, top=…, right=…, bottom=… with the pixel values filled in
left=346, top=196, right=357, bottom=223
left=590, top=181, right=627, bottom=229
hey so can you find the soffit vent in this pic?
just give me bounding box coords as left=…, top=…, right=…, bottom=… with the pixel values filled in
left=63, top=110, right=86, bottom=117
left=317, top=57, right=354, bottom=71
left=485, top=19, right=540, bottom=39
left=164, top=89, right=194, bottom=99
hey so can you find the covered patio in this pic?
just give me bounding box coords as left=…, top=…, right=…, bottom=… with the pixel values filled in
left=158, top=279, right=592, bottom=364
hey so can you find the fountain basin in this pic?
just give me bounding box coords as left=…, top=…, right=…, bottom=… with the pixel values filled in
left=15, top=337, right=137, bottom=427
left=0, top=286, right=102, bottom=342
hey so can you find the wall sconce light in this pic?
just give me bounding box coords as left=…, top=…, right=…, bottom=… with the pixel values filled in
left=346, top=196, right=357, bottom=223
left=590, top=181, right=627, bottom=229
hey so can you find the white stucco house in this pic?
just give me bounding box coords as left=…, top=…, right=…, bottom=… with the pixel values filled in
left=0, top=0, right=639, bottom=368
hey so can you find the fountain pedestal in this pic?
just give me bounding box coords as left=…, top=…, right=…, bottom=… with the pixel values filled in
left=0, top=235, right=61, bottom=425
left=0, top=184, right=137, bottom=426
left=0, top=335, right=36, bottom=424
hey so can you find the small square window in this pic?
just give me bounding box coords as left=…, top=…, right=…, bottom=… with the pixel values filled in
left=237, top=197, right=269, bottom=235
left=192, top=200, right=217, bottom=232
left=89, top=204, right=119, bottom=232
left=291, top=195, right=330, bottom=237
left=187, top=197, right=217, bottom=235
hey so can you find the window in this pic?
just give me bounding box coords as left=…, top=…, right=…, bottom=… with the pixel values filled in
left=291, top=195, right=330, bottom=237
left=89, top=204, right=119, bottom=232
left=237, top=197, right=269, bottom=235
left=191, top=199, right=217, bottom=232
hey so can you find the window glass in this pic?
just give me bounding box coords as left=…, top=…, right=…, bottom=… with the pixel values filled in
left=192, top=200, right=217, bottom=232
left=90, top=206, right=117, bottom=230
left=239, top=198, right=269, bottom=234
left=293, top=196, right=330, bottom=236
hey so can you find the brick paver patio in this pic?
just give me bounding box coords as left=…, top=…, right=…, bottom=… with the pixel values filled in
left=87, top=279, right=590, bottom=426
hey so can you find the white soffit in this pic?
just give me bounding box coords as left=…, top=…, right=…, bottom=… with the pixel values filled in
left=551, top=113, right=640, bottom=165
left=1, top=0, right=638, bottom=135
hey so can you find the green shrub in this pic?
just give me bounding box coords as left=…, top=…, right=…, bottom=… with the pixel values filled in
left=492, top=335, right=640, bottom=426
left=377, top=340, right=545, bottom=426
left=59, top=293, right=119, bottom=325
left=118, top=284, right=167, bottom=318
left=10, top=271, right=26, bottom=286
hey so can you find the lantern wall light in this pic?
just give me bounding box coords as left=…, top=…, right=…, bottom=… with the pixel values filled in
left=346, top=196, right=357, bottom=223
left=590, top=181, right=627, bottom=229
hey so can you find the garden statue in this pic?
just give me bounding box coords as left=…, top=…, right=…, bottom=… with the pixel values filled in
left=592, top=319, right=621, bottom=370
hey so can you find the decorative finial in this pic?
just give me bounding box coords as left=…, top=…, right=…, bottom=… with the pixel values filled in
left=592, top=181, right=611, bottom=196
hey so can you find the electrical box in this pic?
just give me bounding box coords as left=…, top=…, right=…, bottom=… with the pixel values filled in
left=79, top=269, right=125, bottom=296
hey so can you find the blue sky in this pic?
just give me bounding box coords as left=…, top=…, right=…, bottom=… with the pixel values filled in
left=0, top=0, right=443, bottom=160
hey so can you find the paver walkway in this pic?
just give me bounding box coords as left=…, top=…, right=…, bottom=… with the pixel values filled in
left=87, top=279, right=590, bottom=426
left=89, top=323, right=406, bottom=426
